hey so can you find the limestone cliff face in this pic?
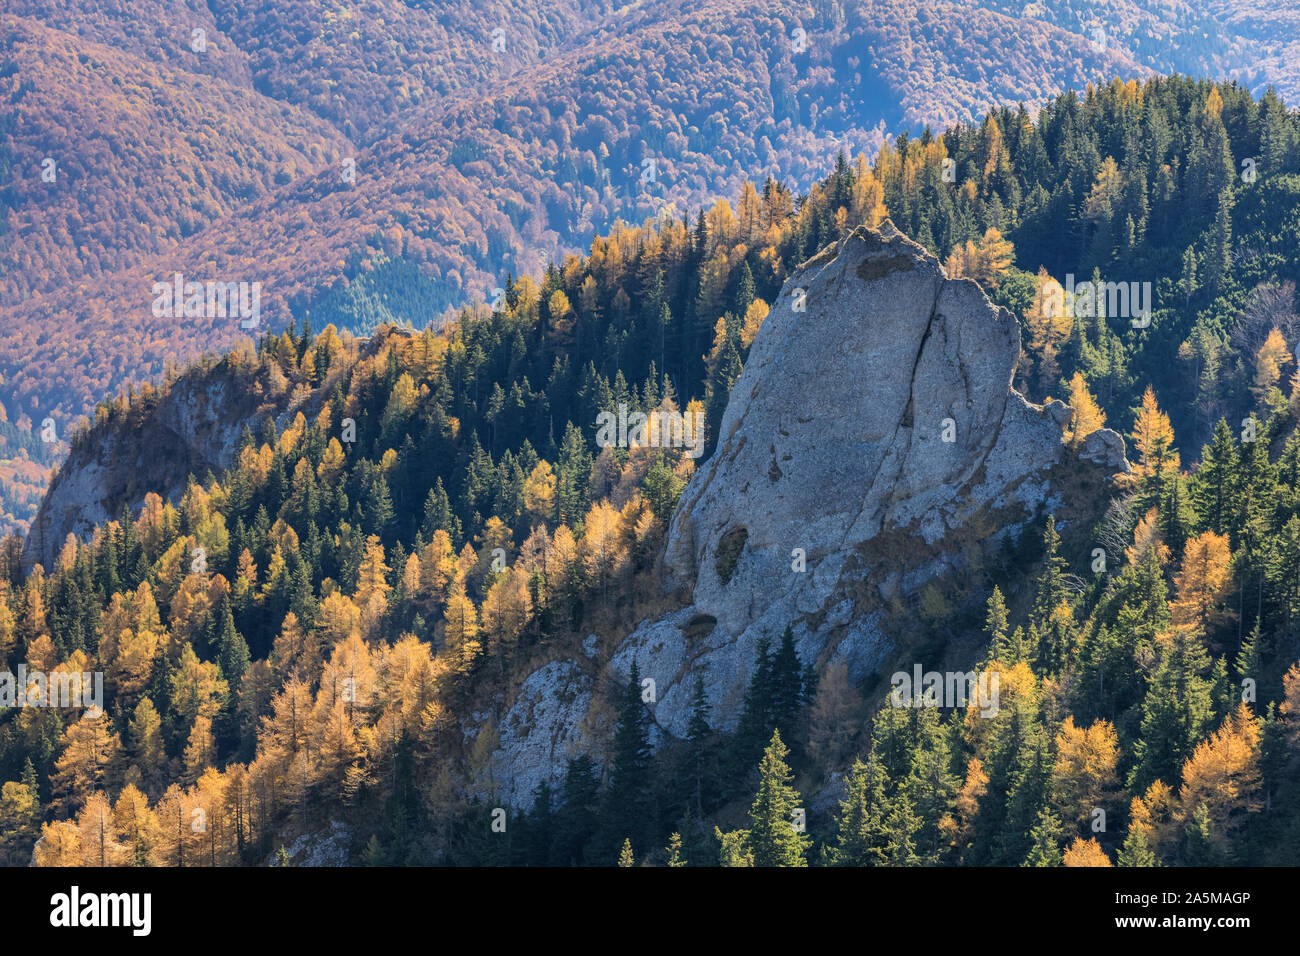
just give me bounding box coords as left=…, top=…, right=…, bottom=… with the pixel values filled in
left=489, top=221, right=1129, bottom=802
left=667, top=221, right=1060, bottom=616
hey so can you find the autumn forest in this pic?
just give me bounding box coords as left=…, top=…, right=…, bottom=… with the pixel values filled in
left=0, top=72, right=1299, bottom=872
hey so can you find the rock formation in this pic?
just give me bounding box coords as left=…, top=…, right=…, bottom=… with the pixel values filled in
left=24, top=372, right=262, bottom=574
left=489, top=220, right=1129, bottom=802
left=22, top=328, right=415, bottom=574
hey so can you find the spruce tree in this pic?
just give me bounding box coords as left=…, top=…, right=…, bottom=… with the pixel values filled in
left=1183, top=803, right=1222, bottom=865
left=985, top=587, right=1009, bottom=661
left=685, top=675, right=714, bottom=818
left=1031, top=516, right=1068, bottom=630
left=1191, top=418, right=1240, bottom=534
left=883, top=791, right=922, bottom=865
left=768, top=626, right=805, bottom=755
left=903, top=706, right=961, bottom=862
left=1117, top=824, right=1158, bottom=866
left=525, top=782, right=555, bottom=866
left=216, top=601, right=251, bottom=692
left=827, top=752, right=891, bottom=866
left=420, top=478, right=462, bottom=547
left=553, top=755, right=600, bottom=865
left=1003, top=723, right=1053, bottom=864
left=746, top=730, right=808, bottom=867
left=1023, top=807, right=1065, bottom=866
left=1129, top=629, right=1214, bottom=792
left=602, top=661, right=653, bottom=856
left=730, top=636, right=774, bottom=793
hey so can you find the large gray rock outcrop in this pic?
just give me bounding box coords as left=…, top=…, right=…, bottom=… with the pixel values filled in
left=663, top=221, right=1085, bottom=632
left=489, top=221, right=1130, bottom=800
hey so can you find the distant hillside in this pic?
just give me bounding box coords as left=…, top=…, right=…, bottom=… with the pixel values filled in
left=3, top=0, right=1300, bottom=499
left=0, top=417, right=55, bottom=539
left=0, top=0, right=1167, bottom=430
left=0, top=17, right=348, bottom=305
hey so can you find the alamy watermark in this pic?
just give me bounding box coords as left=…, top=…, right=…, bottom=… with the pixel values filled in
left=151, top=273, right=262, bottom=329
left=890, top=665, right=1000, bottom=717
left=595, top=403, right=704, bottom=459
left=50, top=886, right=150, bottom=936
left=0, top=666, right=103, bottom=715
left=1039, top=273, right=1152, bottom=328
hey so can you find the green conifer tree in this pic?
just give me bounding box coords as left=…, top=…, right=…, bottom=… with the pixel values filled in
left=746, top=730, right=809, bottom=867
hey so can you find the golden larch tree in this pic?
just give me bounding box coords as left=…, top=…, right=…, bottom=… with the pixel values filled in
left=51, top=714, right=123, bottom=811
left=581, top=500, right=627, bottom=598
left=1025, top=267, right=1071, bottom=389
left=1064, top=373, right=1106, bottom=447
left=1125, top=508, right=1172, bottom=566
left=355, top=535, right=392, bottom=607
left=1052, top=717, right=1120, bottom=826
left=1254, top=326, right=1293, bottom=408
left=523, top=461, right=557, bottom=524
left=1129, top=780, right=1178, bottom=860
left=1171, top=530, right=1232, bottom=631
left=77, top=792, right=128, bottom=866
left=1130, top=386, right=1180, bottom=479
left=1063, top=837, right=1112, bottom=866
left=113, top=783, right=158, bottom=864
left=128, top=697, right=166, bottom=788
left=182, top=715, right=218, bottom=785
left=481, top=566, right=533, bottom=669
left=1177, top=703, right=1262, bottom=849
left=33, top=819, right=82, bottom=867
